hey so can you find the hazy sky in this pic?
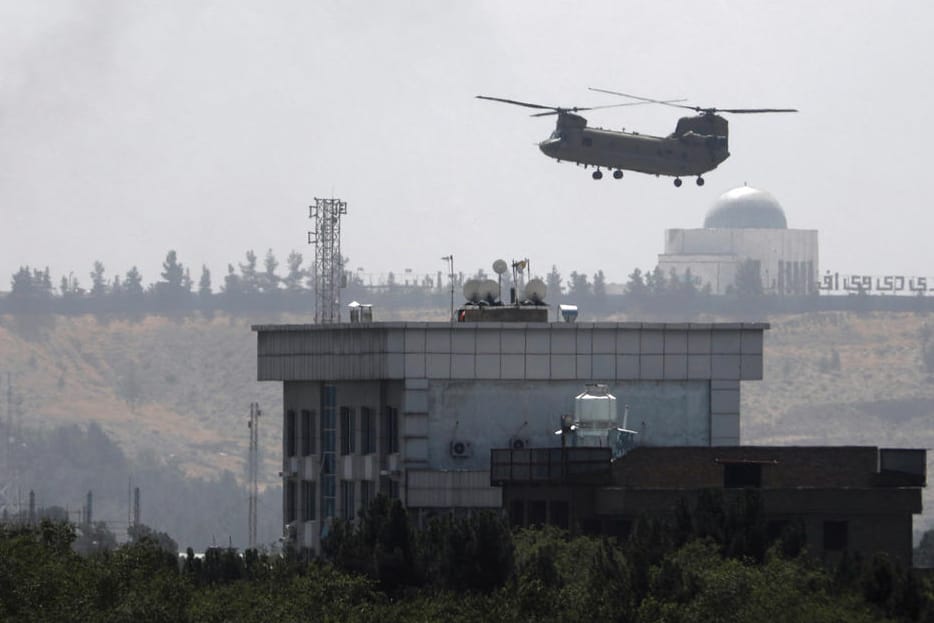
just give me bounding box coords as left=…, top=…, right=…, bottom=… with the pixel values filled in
left=1, top=1, right=932, bottom=289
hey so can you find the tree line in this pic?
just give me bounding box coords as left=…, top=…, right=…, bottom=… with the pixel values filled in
left=3, top=490, right=934, bottom=621
left=4, top=251, right=934, bottom=318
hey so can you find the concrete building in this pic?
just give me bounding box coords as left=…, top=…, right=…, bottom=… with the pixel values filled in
left=253, top=320, right=768, bottom=552
left=493, top=445, right=926, bottom=566
left=658, top=186, right=819, bottom=295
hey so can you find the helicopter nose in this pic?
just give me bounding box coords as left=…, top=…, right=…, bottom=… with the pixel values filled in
left=539, top=138, right=561, bottom=156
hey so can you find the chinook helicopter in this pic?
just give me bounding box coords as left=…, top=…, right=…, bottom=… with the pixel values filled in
left=476, top=89, right=797, bottom=187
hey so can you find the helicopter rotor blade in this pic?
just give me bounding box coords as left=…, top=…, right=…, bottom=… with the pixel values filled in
left=715, top=107, right=799, bottom=114
left=589, top=88, right=797, bottom=115
left=589, top=87, right=697, bottom=111
left=528, top=99, right=688, bottom=118
left=475, top=95, right=558, bottom=111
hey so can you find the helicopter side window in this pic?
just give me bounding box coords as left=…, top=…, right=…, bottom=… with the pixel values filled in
left=582, top=137, right=593, bottom=148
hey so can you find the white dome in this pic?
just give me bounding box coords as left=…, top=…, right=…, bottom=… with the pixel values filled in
left=704, top=186, right=787, bottom=229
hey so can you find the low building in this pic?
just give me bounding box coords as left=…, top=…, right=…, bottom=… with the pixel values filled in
left=493, top=445, right=926, bottom=565
left=253, top=320, right=768, bottom=552
left=658, top=186, right=819, bottom=295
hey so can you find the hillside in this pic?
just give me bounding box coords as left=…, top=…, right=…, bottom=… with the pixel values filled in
left=1, top=310, right=932, bottom=531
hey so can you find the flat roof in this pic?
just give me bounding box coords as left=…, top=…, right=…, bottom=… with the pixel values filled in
left=252, top=321, right=771, bottom=332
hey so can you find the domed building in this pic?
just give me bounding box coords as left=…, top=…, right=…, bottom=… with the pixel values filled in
left=657, top=186, right=818, bottom=295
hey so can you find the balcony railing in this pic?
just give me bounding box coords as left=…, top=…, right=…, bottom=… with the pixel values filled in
left=490, top=447, right=612, bottom=486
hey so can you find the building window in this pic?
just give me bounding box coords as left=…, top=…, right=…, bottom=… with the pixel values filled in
left=285, top=480, right=297, bottom=523
left=723, top=463, right=762, bottom=488
left=301, top=409, right=315, bottom=456
left=361, top=407, right=376, bottom=454
left=382, top=406, right=399, bottom=454
left=823, top=520, right=848, bottom=551
left=285, top=409, right=297, bottom=457
left=341, top=481, right=355, bottom=521
left=302, top=481, right=316, bottom=521
left=340, top=407, right=356, bottom=455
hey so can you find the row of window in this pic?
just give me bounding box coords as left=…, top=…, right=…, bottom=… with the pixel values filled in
left=285, top=405, right=399, bottom=458
left=284, top=477, right=395, bottom=524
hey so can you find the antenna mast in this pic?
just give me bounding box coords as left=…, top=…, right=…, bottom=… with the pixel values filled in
left=247, top=402, right=261, bottom=549
left=308, top=197, right=348, bottom=323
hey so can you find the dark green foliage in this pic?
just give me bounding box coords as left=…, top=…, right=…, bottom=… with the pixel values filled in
left=323, top=494, right=421, bottom=591
left=420, top=510, right=514, bottom=592
left=2, top=519, right=933, bottom=622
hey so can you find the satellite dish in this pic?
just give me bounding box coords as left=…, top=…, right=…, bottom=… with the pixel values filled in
left=492, top=259, right=508, bottom=275
left=481, top=279, right=500, bottom=303
left=463, top=279, right=482, bottom=303
left=524, top=278, right=547, bottom=304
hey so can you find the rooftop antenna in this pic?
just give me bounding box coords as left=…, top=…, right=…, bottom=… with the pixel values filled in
left=308, top=197, right=348, bottom=323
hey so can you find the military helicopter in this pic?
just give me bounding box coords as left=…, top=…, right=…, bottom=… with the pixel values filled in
left=477, top=89, right=797, bottom=187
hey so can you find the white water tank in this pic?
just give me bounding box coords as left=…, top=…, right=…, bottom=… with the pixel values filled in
left=574, top=383, right=617, bottom=427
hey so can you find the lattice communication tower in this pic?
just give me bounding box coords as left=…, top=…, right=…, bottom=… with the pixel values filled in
left=308, top=198, right=347, bottom=323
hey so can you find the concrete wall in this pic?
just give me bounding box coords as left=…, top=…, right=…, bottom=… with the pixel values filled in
left=422, top=380, right=711, bottom=471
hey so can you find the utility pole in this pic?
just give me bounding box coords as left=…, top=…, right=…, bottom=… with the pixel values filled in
left=247, top=402, right=261, bottom=549
left=442, top=255, right=454, bottom=323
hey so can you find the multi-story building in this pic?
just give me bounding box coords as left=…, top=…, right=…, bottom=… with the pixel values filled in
left=254, top=319, right=768, bottom=552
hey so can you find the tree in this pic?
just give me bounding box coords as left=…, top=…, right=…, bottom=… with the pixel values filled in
left=90, top=261, right=108, bottom=299
left=239, top=250, right=259, bottom=293
left=122, top=266, right=145, bottom=315
left=646, top=266, right=667, bottom=295
left=593, top=270, right=607, bottom=302
left=284, top=251, right=305, bottom=292
left=154, top=251, right=191, bottom=310
left=567, top=271, right=591, bottom=298
left=734, top=259, right=764, bottom=297
left=625, top=268, right=648, bottom=299
left=261, top=249, right=280, bottom=293
left=546, top=265, right=563, bottom=298
left=198, top=265, right=212, bottom=298
left=9, top=266, right=53, bottom=312
left=160, top=251, right=185, bottom=291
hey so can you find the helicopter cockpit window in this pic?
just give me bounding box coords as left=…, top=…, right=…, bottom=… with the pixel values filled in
left=549, top=129, right=565, bottom=141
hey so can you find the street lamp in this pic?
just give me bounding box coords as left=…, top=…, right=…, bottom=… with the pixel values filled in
left=441, top=255, right=454, bottom=323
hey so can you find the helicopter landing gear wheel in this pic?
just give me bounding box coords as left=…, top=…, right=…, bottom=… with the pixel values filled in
left=592, top=170, right=603, bottom=180
left=613, top=170, right=623, bottom=179
left=674, top=177, right=683, bottom=188
left=696, top=176, right=705, bottom=186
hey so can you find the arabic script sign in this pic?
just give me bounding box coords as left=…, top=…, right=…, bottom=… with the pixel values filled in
left=817, top=272, right=930, bottom=294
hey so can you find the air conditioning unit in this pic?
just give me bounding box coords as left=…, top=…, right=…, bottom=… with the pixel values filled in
left=509, top=437, right=530, bottom=450
left=449, top=440, right=473, bottom=458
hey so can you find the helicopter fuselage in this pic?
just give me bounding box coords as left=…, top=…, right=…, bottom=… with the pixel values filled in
left=538, top=112, right=730, bottom=178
